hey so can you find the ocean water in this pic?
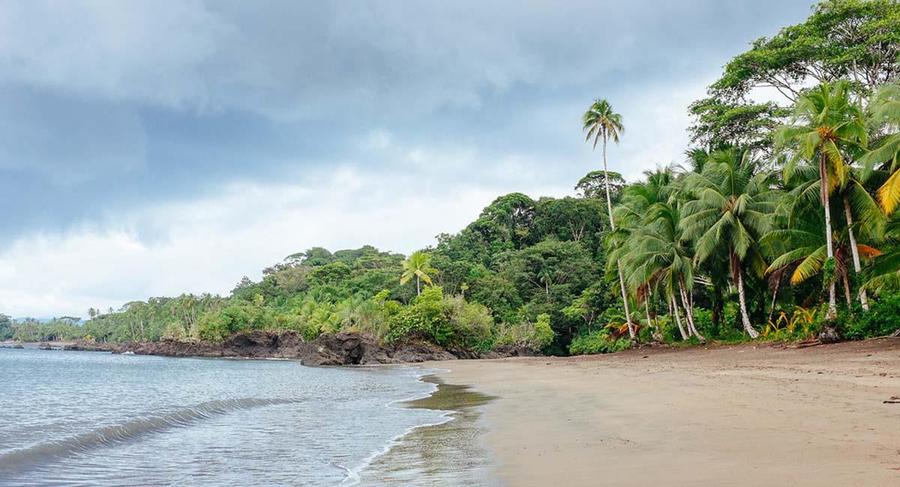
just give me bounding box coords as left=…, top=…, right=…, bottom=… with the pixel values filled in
left=0, top=348, right=489, bottom=486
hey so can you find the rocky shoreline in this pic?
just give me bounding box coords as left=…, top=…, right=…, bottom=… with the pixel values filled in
left=58, top=330, right=534, bottom=366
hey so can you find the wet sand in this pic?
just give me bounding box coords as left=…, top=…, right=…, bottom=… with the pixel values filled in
left=434, top=339, right=900, bottom=486
left=357, top=377, right=500, bottom=486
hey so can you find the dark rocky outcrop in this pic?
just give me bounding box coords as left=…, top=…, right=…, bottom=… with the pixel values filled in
left=63, top=331, right=530, bottom=365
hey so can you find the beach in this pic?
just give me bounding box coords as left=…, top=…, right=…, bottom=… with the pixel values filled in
left=434, top=339, right=900, bottom=486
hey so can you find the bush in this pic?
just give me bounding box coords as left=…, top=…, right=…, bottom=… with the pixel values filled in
left=568, top=329, right=630, bottom=355
left=443, top=295, right=495, bottom=351
left=692, top=308, right=715, bottom=338
left=495, top=313, right=555, bottom=351
left=386, top=287, right=448, bottom=343
left=195, top=302, right=269, bottom=341
left=843, top=294, right=900, bottom=339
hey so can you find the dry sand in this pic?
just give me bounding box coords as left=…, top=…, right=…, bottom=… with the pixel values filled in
left=434, top=339, right=900, bottom=486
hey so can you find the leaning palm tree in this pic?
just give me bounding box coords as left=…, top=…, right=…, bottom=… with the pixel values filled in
left=621, top=201, right=704, bottom=341
left=681, top=148, right=776, bottom=338
left=583, top=98, right=635, bottom=339
left=400, top=251, right=436, bottom=296
left=861, top=83, right=900, bottom=214
left=776, top=81, right=867, bottom=324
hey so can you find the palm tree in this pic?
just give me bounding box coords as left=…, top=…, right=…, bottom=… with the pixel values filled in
left=681, top=148, right=776, bottom=338
left=779, top=162, right=882, bottom=311
left=583, top=98, right=635, bottom=339
left=400, top=251, right=436, bottom=296
left=763, top=202, right=880, bottom=308
left=861, top=83, right=900, bottom=214
left=776, top=81, right=867, bottom=323
left=621, top=200, right=704, bottom=341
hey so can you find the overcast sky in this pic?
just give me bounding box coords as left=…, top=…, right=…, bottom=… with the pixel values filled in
left=0, top=0, right=815, bottom=318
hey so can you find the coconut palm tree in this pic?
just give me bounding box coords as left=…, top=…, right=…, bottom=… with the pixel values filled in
left=779, top=161, right=883, bottom=311
left=763, top=201, right=880, bottom=308
left=583, top=98, right=635, bottom=339
left=621, top=201, right=704, bottom=341
left=776, top=81, right=868, bottom=324
left=861, top=83, right=900, bottom=214
left=400, top=251, right=436, bottom=296
left=681, top=148, right=776, bottom=338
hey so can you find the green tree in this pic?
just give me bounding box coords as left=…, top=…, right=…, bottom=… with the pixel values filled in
left=682, top=148, right=776, bottom=338
left=583, top=98, right=635, bottom=339
left=777, top=81, right=868, bottom=323
left=861, top=83, right=900, bottom=214
left=400, top=251, right=437, bottom=296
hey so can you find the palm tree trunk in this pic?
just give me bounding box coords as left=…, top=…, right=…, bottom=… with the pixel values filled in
left=820, top=156, right=838, bottom=321
left=602, top=136, right=635, bottom=339
left=670, top=294, right=688, bottom=340
left=767, top=272, right=781, bottom=324
left=735, top=267, right=760, bottom=339
left=644, top=285, right=659, bottom=341
left=842, top=270, right=853, bottom=306
left=416, top=276, right=421, bottom=296
left=679, top=279, right=704, bottom=341
left=843, top=196, right=869, bottom=311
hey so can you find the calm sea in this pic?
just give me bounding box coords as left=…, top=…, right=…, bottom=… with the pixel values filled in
left=0, top=348, right=491, bottom=486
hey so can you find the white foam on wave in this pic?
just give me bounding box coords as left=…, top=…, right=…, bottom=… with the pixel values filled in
left=339, top=367, right=455, bottom=486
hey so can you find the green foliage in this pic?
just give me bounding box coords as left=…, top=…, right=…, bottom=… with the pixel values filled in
left=496, top=313, right=555, bottom=351
left=0, top=314, right=12, bottom=341
left=47, top=2, right=900, bottom=358
left=568, top=329, right=631, bottom=355
left=842, top=293, right=900, bottom=339
left=385, top=287, right=494, bottom=350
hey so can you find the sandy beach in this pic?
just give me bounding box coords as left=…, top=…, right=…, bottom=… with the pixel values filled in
left=435, top=339, right=900, bottom=486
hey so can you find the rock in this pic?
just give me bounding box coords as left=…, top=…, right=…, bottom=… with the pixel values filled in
left=58, top=330, right=543, bottom=365
left=818, top=326, right=841, bottom=344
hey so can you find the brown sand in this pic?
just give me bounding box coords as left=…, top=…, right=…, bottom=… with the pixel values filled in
left=434, top=339, right=900, bottom=486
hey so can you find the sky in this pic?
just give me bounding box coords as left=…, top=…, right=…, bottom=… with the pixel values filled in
left=0, top=0, right=816, bottom=318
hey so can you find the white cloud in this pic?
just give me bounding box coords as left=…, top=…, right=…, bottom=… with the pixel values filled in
left=0, top=149, right=572, bottom=318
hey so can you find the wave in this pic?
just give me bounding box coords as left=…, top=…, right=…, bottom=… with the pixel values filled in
left=0, top=397, right=298, bottom=473
left=341, top=368, right=454, bottom=486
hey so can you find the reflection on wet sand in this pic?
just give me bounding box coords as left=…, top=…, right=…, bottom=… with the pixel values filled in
left=358, top=375, right=499, bottom=486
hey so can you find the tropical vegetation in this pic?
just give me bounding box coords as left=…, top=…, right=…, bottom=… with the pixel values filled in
left=4, top=0, right=900, bottom=354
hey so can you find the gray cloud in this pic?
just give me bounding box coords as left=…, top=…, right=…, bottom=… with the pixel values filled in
left=0, top=0, right=816, bottom=273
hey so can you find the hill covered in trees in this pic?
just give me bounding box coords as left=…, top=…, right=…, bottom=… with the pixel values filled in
left=4, top=0, right=900, bottom=355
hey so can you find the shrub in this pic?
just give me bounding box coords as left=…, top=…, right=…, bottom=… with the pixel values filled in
left=386, top=287, right=447, bottom=343
left=843, top=294, right=900, bottom=339
left=568, top=328, right=630, bottom=355
left=195, top=302, right=269, bottom=341
left=495, top=313, right=555, bottom=351
left=443, top=295, right=495, bottom=351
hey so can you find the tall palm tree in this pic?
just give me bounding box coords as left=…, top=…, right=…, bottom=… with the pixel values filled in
left=861, top=83, right=900, bottom=214
left=621, top=201, right=704, bottom=341
left=400, top=251, right=436, bottom=296
left=779, top=162, right=883, bottom=311
left=776, top=81, right=867, bottom=323
left=681, top=148, right=776, bottom=338
left=583, top=98, right=635, bottom=339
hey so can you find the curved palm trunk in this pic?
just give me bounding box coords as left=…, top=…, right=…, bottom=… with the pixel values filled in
left=670, top=294, right=688, bottom=341
left=602, top=137, right=635, bottom=339
left=843, top=196, right=869, bottom=311
left=679, top=279, right=704, bottom=341
left=820, top=156, right=838, bottom=321
left=644, top=285, right=660, bottom=341
left=735, top=266, right=759, bottom=339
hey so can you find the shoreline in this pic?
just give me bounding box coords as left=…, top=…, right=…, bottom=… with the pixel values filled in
left=354, top=373, right=500, bottom=485
left=432, top=338, right=900, bottom=486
